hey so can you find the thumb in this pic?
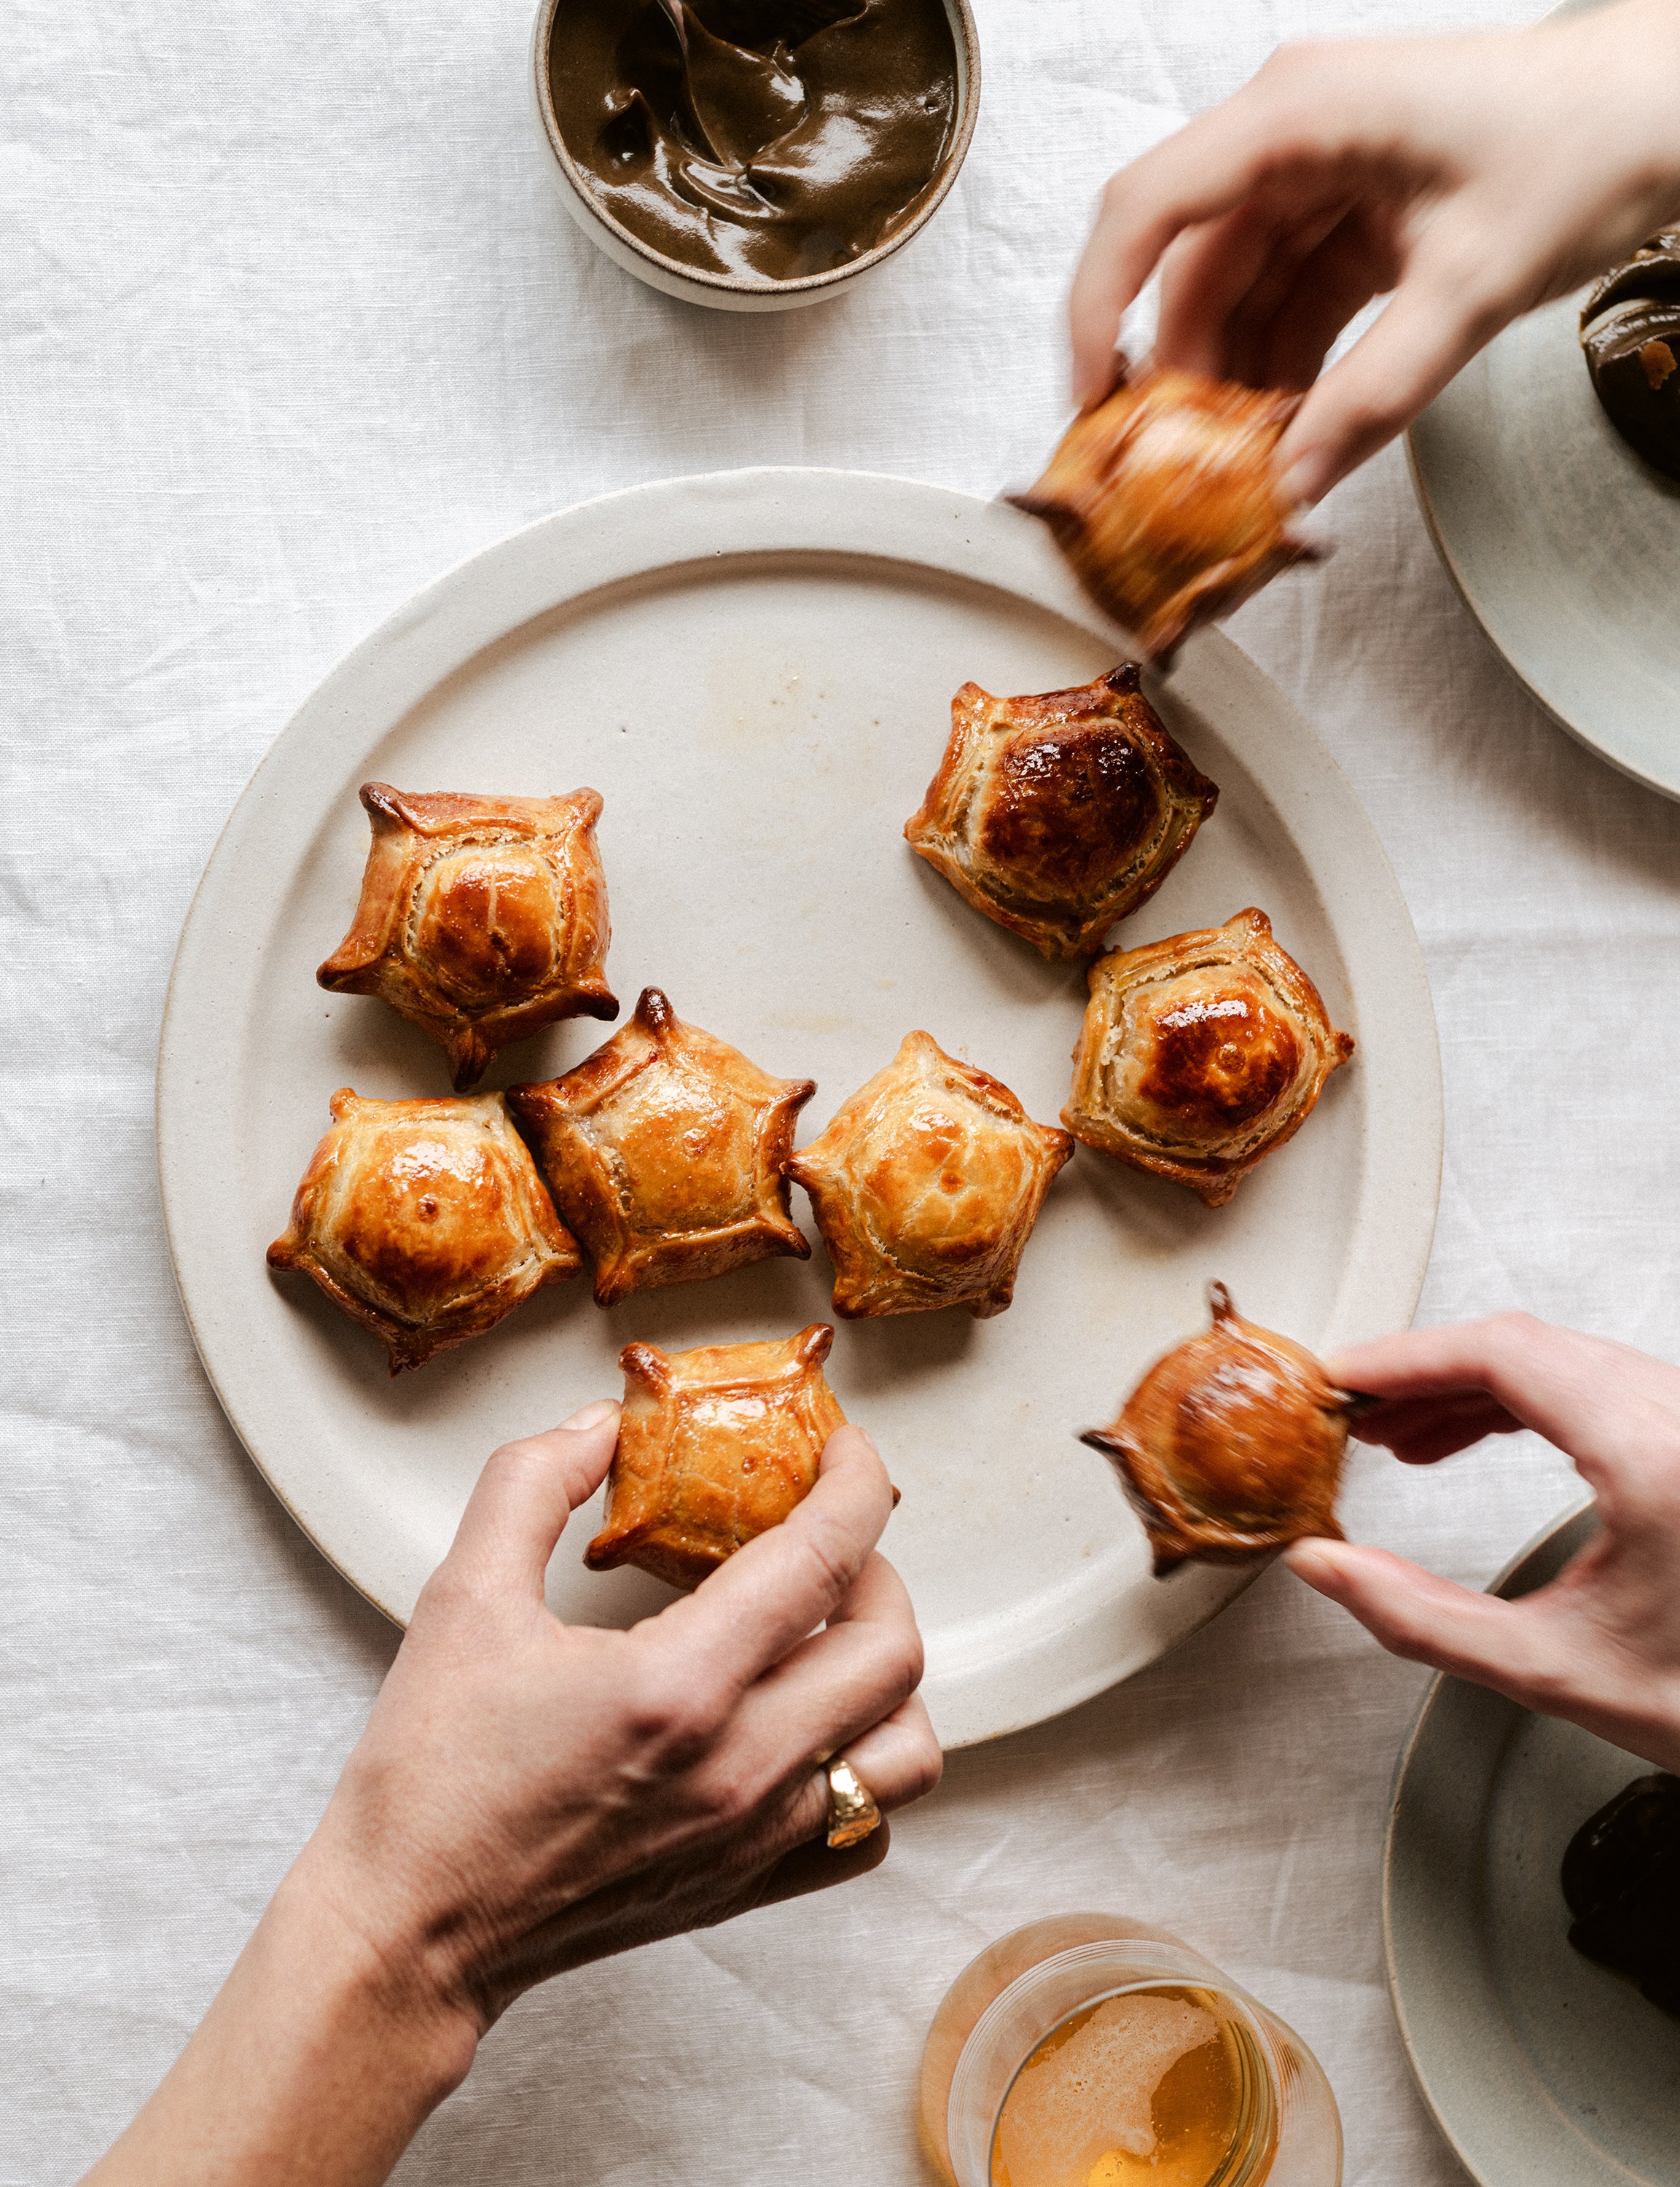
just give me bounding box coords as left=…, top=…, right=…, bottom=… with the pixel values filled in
left=1285, top=1537, right=1565, bottom=1705
left=448, top=1400, right=621, bottom=1599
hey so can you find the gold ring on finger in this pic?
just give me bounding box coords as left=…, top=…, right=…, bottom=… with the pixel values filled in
left=826, top=1756, right=883, bottom=1849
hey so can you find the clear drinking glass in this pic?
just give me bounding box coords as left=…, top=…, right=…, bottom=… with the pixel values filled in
left=918, top=1915, right=1343, bottom=2187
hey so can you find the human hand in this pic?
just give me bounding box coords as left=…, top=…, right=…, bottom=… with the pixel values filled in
left=1284, top=1314, right=1680, bottom=1772
left=84, top=1402, right=938, bottom=2187
left=311, top=1399, right=939, bottom=2029
left=1069, top=0, right=1680, bottom=504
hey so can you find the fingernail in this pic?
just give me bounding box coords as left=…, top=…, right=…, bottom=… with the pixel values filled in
left=560, top=1398, right=618, bottom=1432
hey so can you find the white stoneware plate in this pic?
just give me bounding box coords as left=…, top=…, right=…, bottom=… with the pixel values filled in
left=157, top=467, right=1442, bottom=1749
left=1386, top=1503, right=1680, bottom=2186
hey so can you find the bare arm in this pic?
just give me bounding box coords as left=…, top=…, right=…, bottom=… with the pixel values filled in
left=82, top=1403, right=940, bottom=2185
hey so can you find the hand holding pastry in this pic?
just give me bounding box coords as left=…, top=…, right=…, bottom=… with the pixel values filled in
left=1287, top=1314, right=1680, bottom=1774
left=83, top=1407, right=939, bottom=2187
left=1069, top=0, right=1680, bottom=504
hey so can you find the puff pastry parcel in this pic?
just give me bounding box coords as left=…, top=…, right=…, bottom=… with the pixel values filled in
left=1082, top=1282, right=1354, bottom=1574
left=267, top=1088, right=580, bottom=1373
left=508, top=988, right=815, bottom=1307
left=1012, top=362, right=1317, bottom=666
left=1063, top=908, right=1353, bottom=1206
left=585, top=1325, right=846, bottom=1590
left=904, top=665, right=1219, bottom=959
left=318, top=783, right=617, bottom=1091
left=788, top=1031, right=1073, bottom=1319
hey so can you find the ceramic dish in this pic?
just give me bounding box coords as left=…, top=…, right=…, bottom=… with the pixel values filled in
left=530, top=0, right=980, bottom=313
left=1385, top=1501, right=1680, bottom=2186
left=1407, top=1, right=1680, bottom=800
left=156, top=467, right=1442, bottom=1749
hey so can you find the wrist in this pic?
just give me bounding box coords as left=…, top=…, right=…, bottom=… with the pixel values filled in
left=277, top=1830, right=485, bottom=2102
left=80, top=1832, right=482, bottom=2185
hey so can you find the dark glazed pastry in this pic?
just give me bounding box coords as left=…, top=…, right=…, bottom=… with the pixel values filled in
left=507, top=988, right=815, bottom=1306
left=267, top=1089, right=581, bottom=1373
left=1081, top=1282, right=1353, bottom=1575
left=787, top=1030, right=1073, bottom=1319
left=1561, top=1771, right=1680, bottom=2019
left=1063, top=908, right=1353, bottom=1206
left=547, top=0, right=959, bottom=284
left=1011, top=362, right=1318, bottom=667
left=318, top=784, right=616, bottom=1091
left=1579, top=232, right=1680, bottom=480
left=585, top=1324, right=847, bottom=1589
left=903, top=666, right=1219, bottom=961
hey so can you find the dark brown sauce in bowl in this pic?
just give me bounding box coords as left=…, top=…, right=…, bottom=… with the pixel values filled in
left=542, top=0, right=966, bottom=287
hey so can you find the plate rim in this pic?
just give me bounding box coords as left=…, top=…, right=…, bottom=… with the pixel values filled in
left=156, top=464, right=1443, bottom=1747
left=1404, top=408, right=1680, bottom=806
left=1377, top=1494, right=1676, bottom=2187
left=1402, top=0, right=1680, bottom=804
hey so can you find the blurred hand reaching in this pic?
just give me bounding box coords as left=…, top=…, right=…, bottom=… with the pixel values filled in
left=1070, top=0, right=1680, bottom=504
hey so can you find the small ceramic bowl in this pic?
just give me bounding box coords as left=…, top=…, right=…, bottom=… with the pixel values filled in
left=531, top=0, right=980, bottom=313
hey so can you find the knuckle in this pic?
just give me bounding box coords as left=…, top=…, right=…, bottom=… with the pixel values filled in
left=1100, top=169, right=1135, bottom=217
left=894, top=1626, right=926, bottom=1700
left=1334, top=387, right=1412, bottom=450
left=903, top=1731, right=945, bottom=1804
left=413, top=1559, right=476, bottom=1625
left=487, top=1435, right=540, bottom=1470
left=797, top=1510, right=862, bottom=1604
left=625, top=1656, right=731, bottom=1761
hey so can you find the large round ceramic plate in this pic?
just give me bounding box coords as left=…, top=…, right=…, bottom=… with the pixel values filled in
left=1386, top=1503, right=1680, bottom=2186
left=157, top=467, right=1440, bottom=1749
left=1407, top=9, right=1680, bottom=799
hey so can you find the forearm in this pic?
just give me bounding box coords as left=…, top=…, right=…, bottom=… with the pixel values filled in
left=81, top=1844, right=479, bottom=2187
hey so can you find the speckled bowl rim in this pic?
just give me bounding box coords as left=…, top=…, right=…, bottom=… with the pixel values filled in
left=531, top=0, right=981, bottom=298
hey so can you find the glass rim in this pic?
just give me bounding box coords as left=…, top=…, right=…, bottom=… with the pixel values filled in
left=951, top=1941, right=1279, bottom=2187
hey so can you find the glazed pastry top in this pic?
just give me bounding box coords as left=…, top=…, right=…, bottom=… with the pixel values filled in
left=318, top=782, right=616, bottom=1090
left=1082, top=1282, right=1352, bottom=1574
left=904, top=664, right=1218, bottom=959
left=1012, top=362, right=1315, bottom=666
left=585, top=1323, right=846, bottom=1589
left=266, top=1087, right=579, bottom=1372
left=789, top=1029, right=1072, bottom=1318
left=508, top=987, right=813, bottom=1304
left=1063, top=908, right=1353, bottom=1206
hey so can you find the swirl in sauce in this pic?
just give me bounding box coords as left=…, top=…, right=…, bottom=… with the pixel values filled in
left=547, top=0, right=958, bottom=282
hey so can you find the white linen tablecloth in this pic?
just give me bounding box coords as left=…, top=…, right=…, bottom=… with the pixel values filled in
left=8, top=1, right=1679, bottom=2179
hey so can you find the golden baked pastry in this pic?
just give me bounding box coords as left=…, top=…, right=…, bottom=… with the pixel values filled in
left=317, top=783, right=617, bottom=1091
left=1081, top=1282, right=1353, bottom=1574
left=787, top=1031, right=1074, bottom=1319
left=903, top=665, right=1218, bottom=959
left=585, top=1324, right=847, bottom=1591
left=507, top=988, right=815, bottom=1307
left=1063, top=907, right=1353, bottom=1206
left=1011, top=362, right=1317, bottom=667
left=267, top=1088, right=580, bottom=1373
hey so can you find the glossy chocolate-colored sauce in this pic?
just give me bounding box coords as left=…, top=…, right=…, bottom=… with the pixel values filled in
left=1560, top=1770, right=1680, bottom=2019
left=1579, top=232, right=1680, bottom=482
left=548, top=0, right=957, bottom=282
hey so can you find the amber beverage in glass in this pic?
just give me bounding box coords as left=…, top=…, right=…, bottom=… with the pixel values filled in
left=918, top=1916, right=1343, bottom=2187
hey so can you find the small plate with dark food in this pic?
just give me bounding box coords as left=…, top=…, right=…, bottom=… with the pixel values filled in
left=1407, top=2, right=1680, bottom=799
left=1385, top=1502, right=1680, bottom=2187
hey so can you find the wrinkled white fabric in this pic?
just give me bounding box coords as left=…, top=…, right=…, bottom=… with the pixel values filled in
left=7, top=0, right=1676, bottom=2181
